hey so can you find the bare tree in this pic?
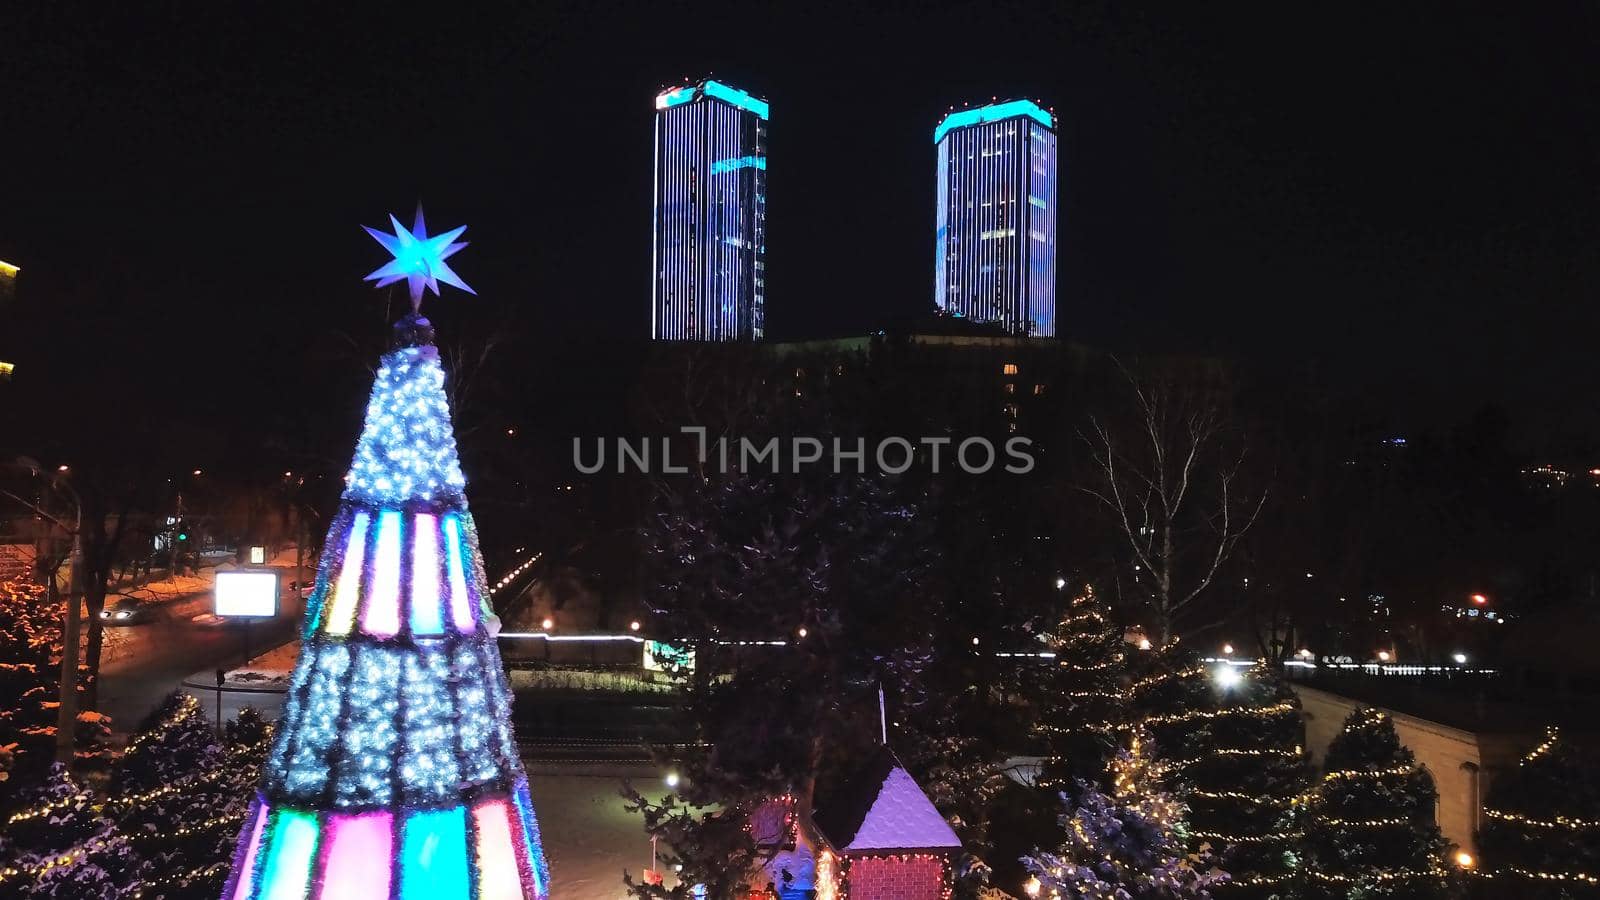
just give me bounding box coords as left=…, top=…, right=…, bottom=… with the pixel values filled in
left=1080, top=364, right=1266, bottom=643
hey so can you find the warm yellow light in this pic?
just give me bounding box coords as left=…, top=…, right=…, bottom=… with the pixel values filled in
left=1378, top=650, right=1392, bottom=662
left=1138, top=637, right=1152, bottom=651
left=0, top=260, right=18, bottom=278
left=541, top=617, right=554, bottom=630
left=0, top=361, right=13, bottom=377
left=1456, top=851, right=1475, bottom=869
left=1222, top=643, right=1235, bottom=655
left=1024, top=876, right=1042, bottom=896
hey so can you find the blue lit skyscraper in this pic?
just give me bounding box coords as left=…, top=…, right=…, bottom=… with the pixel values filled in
left=934, top=100, right=1057, bottom=337
left=652, top=79, right=768, bottom=341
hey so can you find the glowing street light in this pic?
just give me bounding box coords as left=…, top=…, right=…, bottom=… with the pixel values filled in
left=1452, top=652, right=1468, bottom=665
left=630, top=620, right=642, bottom=632
left=1471, top=593, right=1488, bottom=605
left=1023, top=876, right=1042, bottom=897
left=1222, top=643, right=1235, bottom=656
left=664, top=772, right=681, bottom=789
left=1214, top=666, right=1242, bottom=689
left=797, top=627, right=808, bottom=639
left=1455, top=851, right=1475, bottom=869
left=1377, top=650, right=1392, bottom=662
left=540, top=617, right=554, bottom=630
left=1138, top=637, right=1153, bottom=651
left=1054, top=577, right=1066, bottom=590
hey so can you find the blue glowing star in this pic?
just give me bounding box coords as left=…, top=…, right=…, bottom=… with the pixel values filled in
left=363, top=206, right=476, bottom=310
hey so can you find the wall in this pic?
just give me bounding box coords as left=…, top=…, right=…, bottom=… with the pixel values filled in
left=847, top=854, right=946, bottom=900
left=1292, top=683, right=1529, bottom=855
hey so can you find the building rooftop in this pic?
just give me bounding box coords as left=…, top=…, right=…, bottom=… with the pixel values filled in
left=934, top=99, right=1053, bottom=143
left=654, top=79, right=769, bottom=121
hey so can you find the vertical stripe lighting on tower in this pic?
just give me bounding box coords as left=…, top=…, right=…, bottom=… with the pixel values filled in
left=650, top=79, right=768, bottom=341
left=933, top=99, right=1058, bottom=337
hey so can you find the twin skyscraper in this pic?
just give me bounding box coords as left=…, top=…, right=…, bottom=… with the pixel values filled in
left=650, top=79, right=1058, bottom=341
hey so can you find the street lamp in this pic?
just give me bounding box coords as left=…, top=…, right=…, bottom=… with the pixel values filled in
left=540, top=617, right=554, bottom=631
left=1214, top=666, right=1242, bottom=689
left=1222, top=643, right=1234, bottom=656
left=1377, top=650, right=1392, bottom=662
left=1471, top=593, right=1488, bottom=605
left=1453, top=652, right=1468, bottom=665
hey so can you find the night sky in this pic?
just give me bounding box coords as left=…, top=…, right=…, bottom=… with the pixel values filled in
left=2, top=2, right=1598, bottom=453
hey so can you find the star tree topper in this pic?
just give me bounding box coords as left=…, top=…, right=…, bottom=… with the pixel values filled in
left=363, top=205, right=477, bottom=311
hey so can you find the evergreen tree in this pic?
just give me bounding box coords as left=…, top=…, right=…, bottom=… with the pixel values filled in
left=624, top=466, right=940, bottom=899
left=1299, top=707, right=1451, bottom=900
left=0, top=577, right=65, bottom=794
left=0, top=763, right=141, bottom=900
left=107, top=694, right=270, bottom=899
left=1033, top=584, right=1129, bottom=796
left=1477, top=726, right=1600, bottom=899
left=1132, top=650, right=1311, bottom=898
left=1022, top=737, right=1226, bottom=899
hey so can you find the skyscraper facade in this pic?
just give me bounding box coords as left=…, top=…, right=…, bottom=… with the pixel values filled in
left=652, top=79, right=768, bottom=341
left=933, top=100, right=1057, bottom=337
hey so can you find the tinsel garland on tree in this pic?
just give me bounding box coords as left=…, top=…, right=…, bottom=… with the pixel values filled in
left=0, top=763, right=141, bottom=900
left=1475, top=726, right=1600, bottom=898
left=1298, top=707, right=1451, bottom=900
left=1131, top=650, right=1311, bottom=899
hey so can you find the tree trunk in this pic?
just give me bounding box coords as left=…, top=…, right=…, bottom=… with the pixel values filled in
left=55, top=526, right=84, bottom=765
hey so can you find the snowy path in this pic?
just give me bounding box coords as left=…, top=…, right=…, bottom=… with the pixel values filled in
left=528, top=768, right=681, bottom=899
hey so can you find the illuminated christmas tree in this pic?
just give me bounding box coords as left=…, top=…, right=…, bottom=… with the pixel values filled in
left=219, top=209, right=549, bottom=900
left=1298, top=707, right=1450, bottom=900
left=1476, top=726, right=1600, bottom=897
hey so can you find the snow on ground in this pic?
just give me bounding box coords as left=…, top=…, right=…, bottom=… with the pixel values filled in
left=224, top=639, right=300, bottom=686
left=527, top=768, right=684, bottom=899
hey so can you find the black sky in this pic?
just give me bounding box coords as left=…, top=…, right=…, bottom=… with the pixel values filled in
left=2, top=2, right=1598, bottom=450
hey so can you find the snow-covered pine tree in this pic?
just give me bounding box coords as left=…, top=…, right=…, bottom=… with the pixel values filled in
left=1299, top=707, right=1451, bottom=900
left=1022, top=735, right=1225, bottom=899
left=0, top=763, right=141, bottom=900
left=1131, top=651, right=1311, bottom=898
left=107, top=694, right=271, bottom=899
left=1476, top=726, right=1600, bottom=898
left=0, top=577, right=65, bottom=794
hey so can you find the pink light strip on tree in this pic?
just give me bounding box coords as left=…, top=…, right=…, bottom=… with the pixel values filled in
left=363, top=510, right=403, bottom=637
left=472, top=798, right=523, bottom=900
left=229, top=799, right=269, bottom=900
left=320, top=811, right=394, bottom=899
left=411, top=513, right=445, bottom=635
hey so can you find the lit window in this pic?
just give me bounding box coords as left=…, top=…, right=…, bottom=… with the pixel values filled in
left=1004, top=383, right=1016, bottom=394
left=1002, top=364, right=1019, bottom=375
left=1033, top=384, right=1045, bottom=396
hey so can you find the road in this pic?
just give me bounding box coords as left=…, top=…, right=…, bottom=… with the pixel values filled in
left=97, top=596, right=303, bottom=734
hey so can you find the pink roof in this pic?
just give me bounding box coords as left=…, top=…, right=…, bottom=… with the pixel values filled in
left=842, top=765, right=961, bottom=852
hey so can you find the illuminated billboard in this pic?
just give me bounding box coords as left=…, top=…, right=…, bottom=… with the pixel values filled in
left=215, top=570, right=280, bottom=618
